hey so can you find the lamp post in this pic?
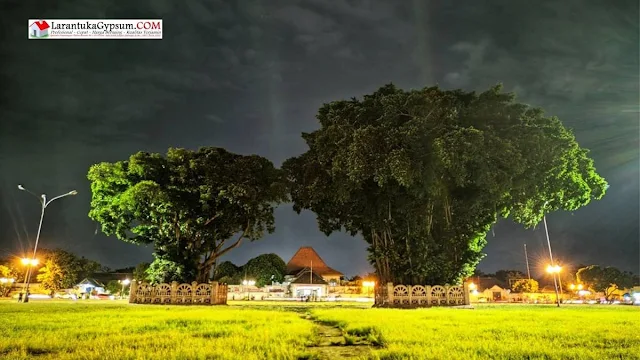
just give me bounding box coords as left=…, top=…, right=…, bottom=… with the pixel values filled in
left=242, top=280, right=255, bottom=300
left=362, top=281, right=375, bottom=298
left=546, top=264, right=562, bottom=306
left=541, top=201, right=561, bottom=308
left=20, top=257, right=39, bottom=300
left=18, top=184, right=77, bottom=303
left=120, top=279, right=131, bottom=299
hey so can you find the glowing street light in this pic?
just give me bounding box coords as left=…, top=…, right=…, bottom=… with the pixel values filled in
left=18, top=184, right=77, bottom=303
left=0, top=278, right=15, bottom=284
left=242, top=279, right=255, bottom=300
left=362, top=281, right=375, bottom=297
left=546, top=265, right=561, bottom=273
left=541, top=201, right=561, bottom=308
left=21, top=258, right=39, bottom=266
left=119, top=279, right=131, bottom=299
left=468, top=282, right=477, bottom=290
left=546, top=264, right=564, bottom=299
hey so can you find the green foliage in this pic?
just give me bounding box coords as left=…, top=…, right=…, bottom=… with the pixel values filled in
left=214, top=255, right=287, bottom=287
left=87, top=147, right=288, bottom=283
left=37, top=259, right=65, bottom=293
left=242, top=254, right=287, bottom=287
left=576, top=265, right=634, bottom=300
left=511, top=279, right=539, bottom=293
left=284, top=84, right=608, bottom=285
left=0, top=265, right=16, bottom=297
left=34, top=249, right=102, bottom=291
left=133, top=262, right=150, bottom=282
left=105, top=280, right=127, bottom=296
left=0, top=258, right=23, bottom=282
left=214, top=261, right=242, bottom=284
left=146, top=258, right=187, bottom=284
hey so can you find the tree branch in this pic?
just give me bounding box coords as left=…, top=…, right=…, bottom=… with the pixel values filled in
left=204, top=213, right=220, bottom=226
left=174, top=212, right=180, bottom=242
left=200, top=220, right=251, bottom=269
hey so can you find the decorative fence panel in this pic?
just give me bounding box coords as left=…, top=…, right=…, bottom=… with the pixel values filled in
left=375, top=283, right=470, bottom=307
left=129, top=280, right=228, bottom=305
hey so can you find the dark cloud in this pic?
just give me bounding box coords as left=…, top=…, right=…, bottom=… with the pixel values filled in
left=1, top=0, right=638, bottom=275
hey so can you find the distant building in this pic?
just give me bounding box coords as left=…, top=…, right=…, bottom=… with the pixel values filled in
left=76, top=272, right=132, bottom=295
left=469, top=277, right=511, bottom=302
left=285, top=246, right=343, bottom=285
left=284, top=247, right=343, bottom=297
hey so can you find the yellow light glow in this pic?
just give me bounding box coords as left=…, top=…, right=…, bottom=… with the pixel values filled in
left=362, top=281, right=375, bottom=288
left=577, top=284, right=583, bottom=290
left=21, top=258, right=38, bottom=266
left=546, top=265, right=561, bottom=273
left=570, top=284, right=575, bottom=290
left=469, top=282, right=477, bottom=290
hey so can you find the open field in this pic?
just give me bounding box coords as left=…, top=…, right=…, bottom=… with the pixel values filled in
left=1, top=300, right=638, bottom=360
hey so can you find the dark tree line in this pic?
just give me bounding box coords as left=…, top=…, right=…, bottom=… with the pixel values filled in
left=0, top=249, right=103, bottom=293
left=213, top=254, right=287, bottom=287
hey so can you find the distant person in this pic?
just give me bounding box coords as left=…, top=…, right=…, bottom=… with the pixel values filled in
left=18, top=292, right=23, bottom=302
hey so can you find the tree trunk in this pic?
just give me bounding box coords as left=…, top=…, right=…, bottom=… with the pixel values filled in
left=196, top=265, right=212, bottom=283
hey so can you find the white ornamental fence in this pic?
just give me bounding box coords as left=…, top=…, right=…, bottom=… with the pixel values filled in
left=375, top=283, right=470, bottom=307
left=128, top=280, right=228, bottom=305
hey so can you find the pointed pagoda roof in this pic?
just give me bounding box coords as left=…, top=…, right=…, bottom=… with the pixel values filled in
left=290, top=269, right=328, bottom=285
left=286, top=247, right=343, bottom=276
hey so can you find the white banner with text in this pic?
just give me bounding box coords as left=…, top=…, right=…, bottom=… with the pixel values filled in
left=28, top=19, right=163, bottom=39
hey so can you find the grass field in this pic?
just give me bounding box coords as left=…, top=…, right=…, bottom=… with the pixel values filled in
left=1, top=300, right=638, bottom=359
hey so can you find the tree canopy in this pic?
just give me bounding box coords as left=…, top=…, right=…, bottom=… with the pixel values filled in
left=284, top=84, right=608, bottom=286
left=0, top=265, right=16, bottom=297
left=213, top=261, right=242, bottom=284
left=213, top=254, right=287, bottom=287
left=33, top=249, right=102, bottom=292
left=242, top=253, right=287, bottom=287
left=576, top=265, right=634, bottom=301
left=511, top=279, right=539, bottom=293
left=88, top=147, right=287, bottom=283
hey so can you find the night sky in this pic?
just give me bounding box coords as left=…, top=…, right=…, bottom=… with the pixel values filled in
left=1, top=0, right=638, bottom=278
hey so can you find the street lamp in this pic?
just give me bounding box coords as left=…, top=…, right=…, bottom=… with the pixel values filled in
left=18, top=184, right=77, bottom=303
left=20, top=257, right=39, bottom=300
left=21, top=258, right=38, bottom=266
left=541, top=201, right=561, bottom=308
left=546, top=264, right=563, bottom=305
left=242, top=280, right=255, bottom=300
left=120, top=279, right=130, bottom=299
left=362, top=281, right=375, bottom=297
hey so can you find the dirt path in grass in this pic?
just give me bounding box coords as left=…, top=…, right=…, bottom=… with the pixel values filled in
left=300, top=313, right=374, bottom=360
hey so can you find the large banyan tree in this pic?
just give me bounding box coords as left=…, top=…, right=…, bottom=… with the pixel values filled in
left=88, top=147, right=287, bottom=283
left=283, top=84, right=607, bottom=286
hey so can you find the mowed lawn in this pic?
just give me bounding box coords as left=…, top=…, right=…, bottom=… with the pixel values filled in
left=0, top=301, right=316, bottom=360
left=1, top=301, right=639, bottom=360
left=309, top=304, right=640, bottom=360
